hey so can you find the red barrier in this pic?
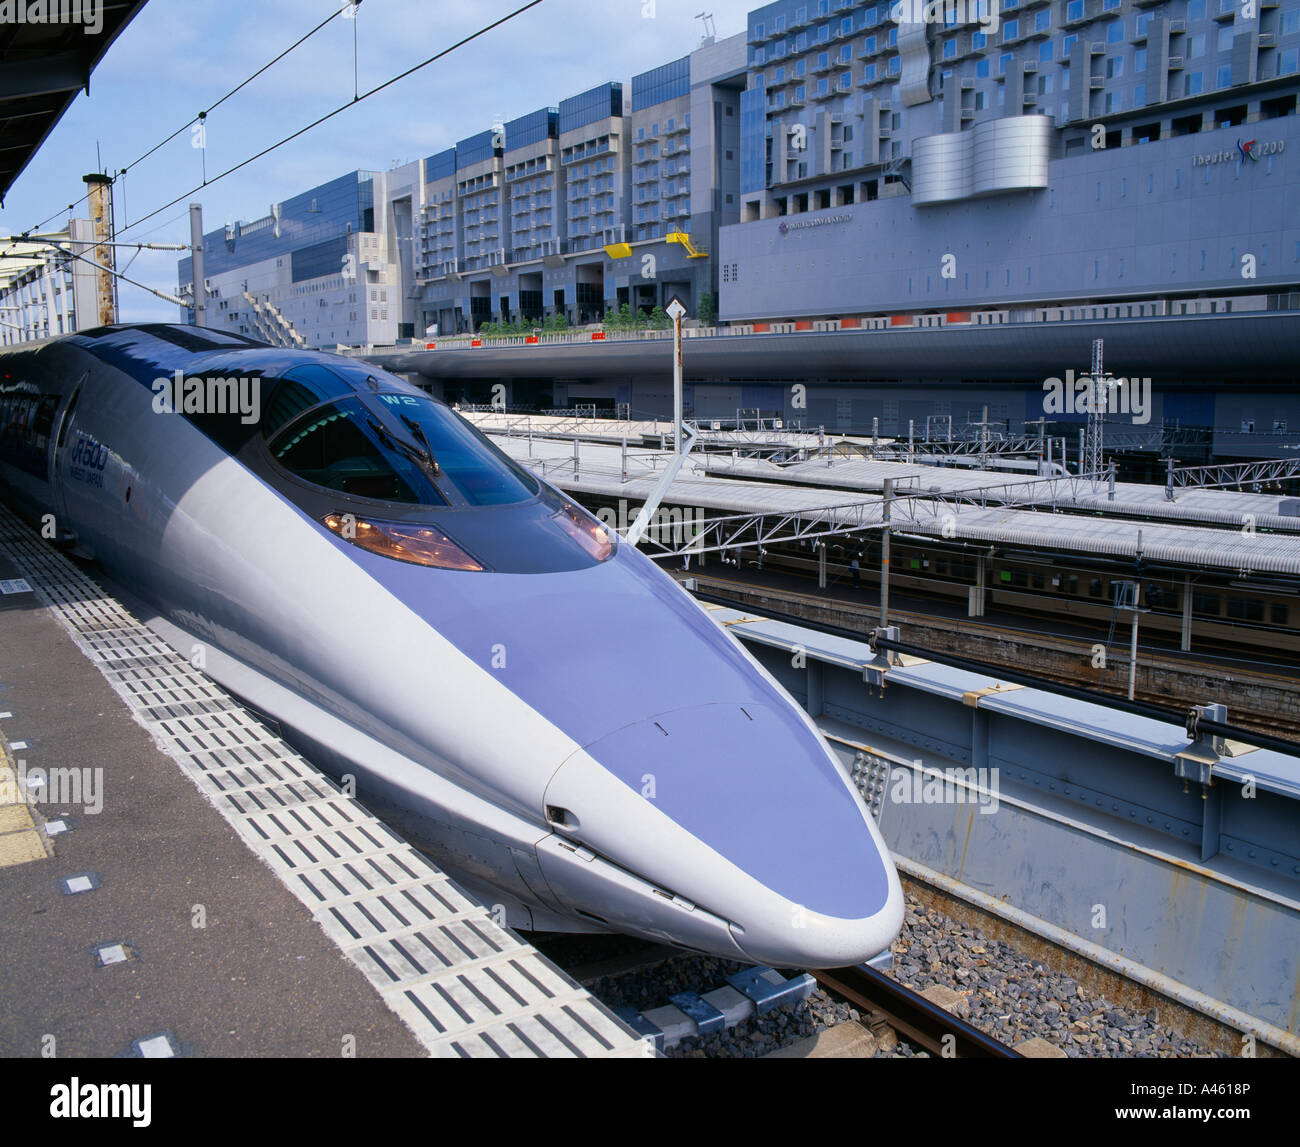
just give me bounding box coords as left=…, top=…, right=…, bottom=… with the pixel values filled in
left=840, top=318, right=861, bottom=328
left=425, top=342, right=436, bottom=349
left=471, top=339, right=483, bottom=347
left=889, top=314, right=913, bottom=326
left=525, top=336, right=539, bottom=344
left=794, top=320, right=813, bottom=330
left=752, top=322, right=770, bottom=333
left=591, top=331, right=606, bottom=340
left=945, top=312, right=972, bottom=324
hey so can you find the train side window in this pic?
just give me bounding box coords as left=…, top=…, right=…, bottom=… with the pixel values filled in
left=1088, top=578, right=1103, bottom=598
left=1067, top=575, right=1078, bottom=594
left=1227, top=598, right=1263, bottom=622
left=935, top=557, right=948, bottom=576
left=1031, top=571, right=1045, bottom=589
left=1193, top=592, right=1220, bottom=615
left=1271, top=603, right=1288, bottom=626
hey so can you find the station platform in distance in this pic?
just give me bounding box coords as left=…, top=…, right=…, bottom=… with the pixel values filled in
left=0, top=509, right=646, bottom=1059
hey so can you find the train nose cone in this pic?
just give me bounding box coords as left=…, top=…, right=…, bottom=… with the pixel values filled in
left=545, top=701, right=902, bottom=967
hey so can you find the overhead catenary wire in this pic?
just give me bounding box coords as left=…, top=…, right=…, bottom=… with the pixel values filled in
left=0, top=2, right=353, bottom=262
left=123, top=0, right=546, bottom=233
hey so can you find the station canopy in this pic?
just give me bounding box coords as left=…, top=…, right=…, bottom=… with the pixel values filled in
left=0, top=0, right=148, bottom=204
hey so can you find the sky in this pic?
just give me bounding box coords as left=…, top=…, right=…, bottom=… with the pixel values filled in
left=0, top=0, right=758, bottom=321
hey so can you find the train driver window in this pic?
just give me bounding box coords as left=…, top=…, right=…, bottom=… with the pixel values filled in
left=269, top=398, right=443, bottom=504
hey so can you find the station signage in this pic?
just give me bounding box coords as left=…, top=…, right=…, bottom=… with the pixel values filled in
left=1192, top=137, right=1284, bottom=166
left=778, top=213, right=853, bottom=236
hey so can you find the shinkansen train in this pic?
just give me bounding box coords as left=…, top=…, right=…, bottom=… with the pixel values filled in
left=0, top=324, right=903, bottom=968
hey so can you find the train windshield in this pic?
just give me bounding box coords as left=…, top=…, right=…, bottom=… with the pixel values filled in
left=266, top=391, right=538, bottom=508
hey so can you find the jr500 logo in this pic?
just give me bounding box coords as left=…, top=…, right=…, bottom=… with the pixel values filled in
left=67, top=433, right=108, bottom=487
left=69, top=434, right=108, bottom=470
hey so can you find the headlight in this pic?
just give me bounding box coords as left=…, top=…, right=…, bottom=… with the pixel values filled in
left=322, top=513, right=484, bottom=571
left=553, top=503, right=617, bottom=562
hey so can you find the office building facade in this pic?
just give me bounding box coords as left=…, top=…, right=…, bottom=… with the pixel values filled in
left=719, top=0, right=1299, bottom=319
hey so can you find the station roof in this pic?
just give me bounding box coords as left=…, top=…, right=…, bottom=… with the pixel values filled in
left=489, top=432, right=1300, bottom=576
left=698, top=454, right=1300, bottom=533
left=706, top=604, right=1300, bottom=801
left=373, top=311, right=1300, bottom=382
left=0, top=0, right=148, bottom=203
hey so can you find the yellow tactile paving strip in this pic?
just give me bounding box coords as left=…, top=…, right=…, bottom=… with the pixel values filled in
left=0, top=724, right=52, bottom=868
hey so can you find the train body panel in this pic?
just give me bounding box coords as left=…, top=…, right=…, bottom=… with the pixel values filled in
left=0, top=325, right=903, bottom=967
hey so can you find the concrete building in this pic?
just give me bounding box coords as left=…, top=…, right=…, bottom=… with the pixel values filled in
left=177, top=168, right=415, bottom=349
left=414, top=46, right=748, bottom=337
left=0, top=220, right=99, bottom=345
left=720, top=0, right=1300, bottom=321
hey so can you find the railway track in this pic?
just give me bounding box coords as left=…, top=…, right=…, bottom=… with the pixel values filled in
left=812, top=964, right=1023, bottom=1059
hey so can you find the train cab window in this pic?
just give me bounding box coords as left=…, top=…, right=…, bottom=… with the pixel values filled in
left=373, top=393, right=539, bottom=505
left=267, top=390, right=539, bottom=508
left=270, top=398, right=440, bottom=503
left=1271, top=603, right=1288, bottom=626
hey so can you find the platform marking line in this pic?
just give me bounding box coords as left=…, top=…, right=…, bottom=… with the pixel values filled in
left=0, top=509, right=645, bottom=1059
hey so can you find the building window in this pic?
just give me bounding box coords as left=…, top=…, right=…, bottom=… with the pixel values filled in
left=1035, top=9, right=1050, bottom=32
left=943, top=38, right=956, bottom=59
left=1135, top=47, right=1147, bottom=70
left=1107, top=56, right=1123, bottom=78
left=1217, top=64, right=1232, bottom=87
left=1003, top=18, right=1018, bottom=40
left=1107, top=20, right=1123, bottom=43
left=1186, top=71, right=1204, bottom=94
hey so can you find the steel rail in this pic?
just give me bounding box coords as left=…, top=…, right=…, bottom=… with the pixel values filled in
left=813, top=964, right=1022, bottom=1059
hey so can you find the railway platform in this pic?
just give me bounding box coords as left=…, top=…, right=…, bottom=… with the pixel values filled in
left=0, top=510, right=645, bottom=1059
